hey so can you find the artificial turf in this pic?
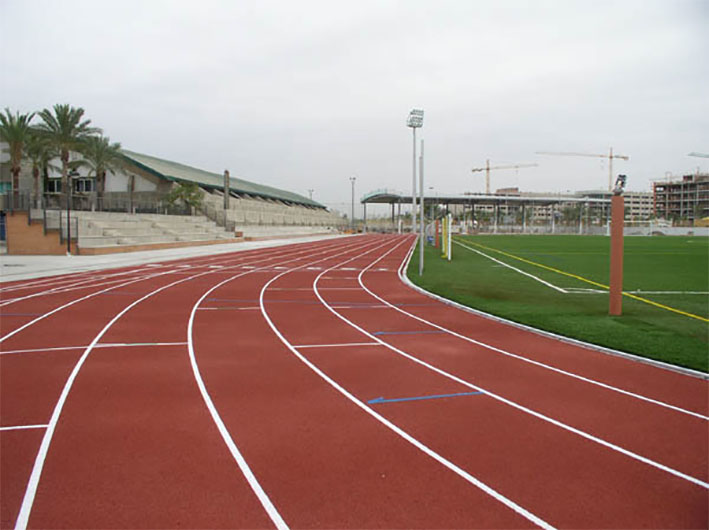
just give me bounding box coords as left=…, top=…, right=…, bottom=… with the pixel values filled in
left=407, top=234, right=709, bottom=372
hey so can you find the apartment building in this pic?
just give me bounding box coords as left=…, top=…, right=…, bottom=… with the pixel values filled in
left=653, top=173, right=709, bottom=221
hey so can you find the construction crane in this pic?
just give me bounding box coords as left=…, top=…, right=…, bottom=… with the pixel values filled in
left=536, top=148, right=629, bottom=191
left=688, top=152, right=709, bottom=158
left=471, top=160, right=538, bottom=194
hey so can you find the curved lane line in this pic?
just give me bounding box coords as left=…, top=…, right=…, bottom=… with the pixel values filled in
left=259, top=235, right=556, bottom=530
left=313, top=238, right=709, bottom=490
left=12, top=237, right=358, bottom=529
left=0, top=239, right=344, bottom=344
left=364, top=241, right=709, bottom=420
left=186, top=235, right=386, bottom=530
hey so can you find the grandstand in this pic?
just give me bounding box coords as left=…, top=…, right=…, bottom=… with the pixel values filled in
left=121, top=150, right=346, bottom=237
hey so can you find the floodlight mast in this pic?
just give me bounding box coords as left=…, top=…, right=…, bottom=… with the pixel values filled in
left=407, top=109, right=424, bottom=233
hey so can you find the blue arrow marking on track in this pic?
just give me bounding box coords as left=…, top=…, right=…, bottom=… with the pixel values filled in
left=367, top=391, right=483, bottom=405
left=372, top=330, right=446, bottom=336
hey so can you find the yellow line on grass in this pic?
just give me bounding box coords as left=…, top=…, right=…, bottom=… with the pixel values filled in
left=457, top=238, right=708, bottom=323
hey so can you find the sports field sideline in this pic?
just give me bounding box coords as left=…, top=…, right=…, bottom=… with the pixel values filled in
left=409, top=234, right=708, bottom=372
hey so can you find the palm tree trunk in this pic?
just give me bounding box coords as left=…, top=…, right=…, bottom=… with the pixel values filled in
left=32, top=167, right=40, bottom=209
left=61, top=150, right=69, bottom=209
left=98, top=170, right=105, bottom=211
left=11, top=166, right=20, bottom=208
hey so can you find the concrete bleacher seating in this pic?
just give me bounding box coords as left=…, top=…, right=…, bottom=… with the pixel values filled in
left=40, top=210, right=237, bottom=250
left=200, top=190, right=345, bottom=239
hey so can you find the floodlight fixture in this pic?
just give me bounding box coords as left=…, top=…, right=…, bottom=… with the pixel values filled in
left=613, top=174, right=627, bottom=196
left=407, top=109, right=424, bottom=128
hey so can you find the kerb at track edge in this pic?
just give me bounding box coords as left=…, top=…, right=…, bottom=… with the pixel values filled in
left=399, top=239, right=709, bottom=381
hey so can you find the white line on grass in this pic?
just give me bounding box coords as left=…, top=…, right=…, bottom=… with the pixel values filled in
left=454, top=240, right=568, bottom=293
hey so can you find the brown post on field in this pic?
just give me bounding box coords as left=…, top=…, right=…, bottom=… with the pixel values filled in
left=435, top=219, right=440, bottom=248
left=609, top=194, right=625, bottom=315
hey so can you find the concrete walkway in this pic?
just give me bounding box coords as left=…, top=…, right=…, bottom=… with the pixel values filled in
left=0, top=234, right=347, bottom=282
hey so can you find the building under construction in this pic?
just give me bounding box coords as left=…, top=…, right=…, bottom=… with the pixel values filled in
left=653, top=173, right=709, bottom=222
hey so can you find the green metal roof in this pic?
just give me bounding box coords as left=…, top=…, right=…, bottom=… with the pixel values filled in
left=121, top=149, right=324, bottom=208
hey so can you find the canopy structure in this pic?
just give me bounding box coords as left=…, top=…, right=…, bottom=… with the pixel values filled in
left=122, top=150, right=324, bottom=209
left=361, top=188, right=610, bottom=208
left=359, top=188, right=612, bottom=230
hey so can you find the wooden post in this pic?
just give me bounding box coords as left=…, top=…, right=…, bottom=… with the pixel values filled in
left=609, top=194, right=625, bottom=315
left=435, top=219, right=440, bottom=248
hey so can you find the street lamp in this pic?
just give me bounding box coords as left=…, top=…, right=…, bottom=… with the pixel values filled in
left=308, top=189, right=314, bottom=200
left=66, top=169, right=79, bottom=255
left=407, top=109, right=423, bottom=233
left=349, top=176, right=356, bottom=231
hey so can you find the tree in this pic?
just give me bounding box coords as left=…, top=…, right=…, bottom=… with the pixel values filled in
left=0, top=108, right=35, bottom=203
left=166, top=181, right=203, bottom=210
left=23, top=131, right=57, bottom=208
left=34, top=104, right=101, bottom=206
left=78, top=135, right=124, bottom=210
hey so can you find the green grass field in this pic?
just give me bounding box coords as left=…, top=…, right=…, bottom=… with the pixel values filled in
left=407, top=235, right=709, bottom=372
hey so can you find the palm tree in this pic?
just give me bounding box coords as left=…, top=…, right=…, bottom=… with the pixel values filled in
left=0, top=108, right=35, bottom=204
left=24, top=132, right=58, bottom=208
left=34, top=104, right=101, bottom=206
left=78, top=135, right=124, bottom=210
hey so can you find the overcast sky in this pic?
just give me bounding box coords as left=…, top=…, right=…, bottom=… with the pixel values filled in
left=2, top=0, right=707, bottom=215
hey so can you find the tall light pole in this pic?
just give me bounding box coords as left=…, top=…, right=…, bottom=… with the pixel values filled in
left=349, top=176, right=356, bottom=231
left=308, top=188, right=314, bottom=200
left=418, top=139, right=425, bottom=276
left=407, top=109, right=423, bottom=233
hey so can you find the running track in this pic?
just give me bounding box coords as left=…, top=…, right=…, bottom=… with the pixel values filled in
left=1, top=234, right=707, bottom=529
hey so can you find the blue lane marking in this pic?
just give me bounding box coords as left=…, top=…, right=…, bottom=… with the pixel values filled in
left=372, top=330, right=446, bottom=336
left=368, top=391, right=483, bottom=404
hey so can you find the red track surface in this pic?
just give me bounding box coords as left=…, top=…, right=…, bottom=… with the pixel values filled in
left=1, top=234, right=707, bottom=529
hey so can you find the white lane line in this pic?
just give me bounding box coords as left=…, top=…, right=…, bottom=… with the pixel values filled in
left=0, top=342, right=188, bottom=356
left=454, top=240, right=568, bottom=293
left=184, top=237, right=385, bottom=530
left=294, top=342, right=382, bottom=349
left=338, top=240, right=709, bottom=488
left=375, top=245, right=709, bottom=421
left=14, top=268, right=227, bottom=529
left=0, top=424, right=49, bottom=432
left=259, top=235, right=556, bottom=530
left=0, top=270, right=175, bottom=344
left=0, top=272, right=158, bottom=308
left=188, top=281, right=288, bottom=530
left=12, top=238, right=359, bottom=530
left=0, top=239, right=345, bottom=345
left=1, top=345, right=85, bottom=356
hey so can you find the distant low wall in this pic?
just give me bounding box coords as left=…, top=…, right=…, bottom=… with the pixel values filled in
left=624, top=226, right=709, bottom=237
